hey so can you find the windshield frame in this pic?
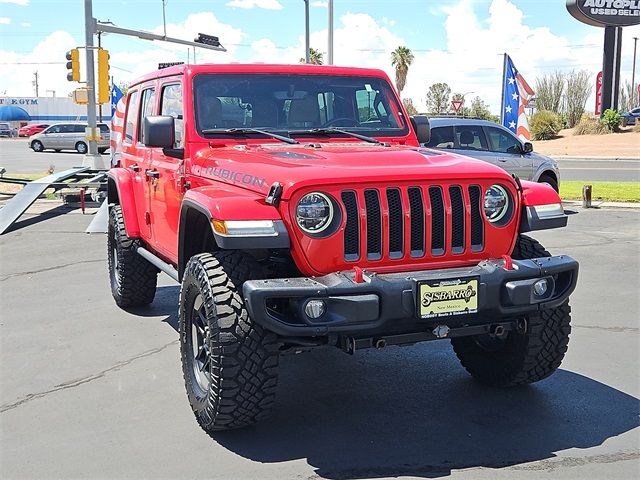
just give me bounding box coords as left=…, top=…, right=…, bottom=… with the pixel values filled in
left=192, top=73, right=409, bottom=141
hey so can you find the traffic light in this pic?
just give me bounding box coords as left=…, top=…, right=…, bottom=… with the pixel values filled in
left=97, top=48, right=110, bottom=104
left=66, top=48, right=80, bottom=82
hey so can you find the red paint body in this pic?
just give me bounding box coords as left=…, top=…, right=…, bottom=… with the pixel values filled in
left=109, top=63, right=563, bottom=276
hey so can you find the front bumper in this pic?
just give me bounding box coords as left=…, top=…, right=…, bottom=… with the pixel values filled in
left=243, top=255, right=579, bottom=337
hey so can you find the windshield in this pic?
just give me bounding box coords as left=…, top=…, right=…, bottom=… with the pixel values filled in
left=193, top=73, right=408, bottom=139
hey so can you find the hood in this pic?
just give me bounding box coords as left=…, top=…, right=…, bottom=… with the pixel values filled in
left=192, top=142, right=513, bottom=200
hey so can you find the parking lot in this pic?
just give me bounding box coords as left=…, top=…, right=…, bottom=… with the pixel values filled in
left=0, top=194, right=638, bottom=478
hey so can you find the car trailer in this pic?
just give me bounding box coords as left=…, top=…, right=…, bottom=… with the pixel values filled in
left=0, top=166, right=108, bottom=235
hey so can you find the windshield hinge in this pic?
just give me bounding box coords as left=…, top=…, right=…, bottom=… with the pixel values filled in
left=265, top=182, right=283, bottom=207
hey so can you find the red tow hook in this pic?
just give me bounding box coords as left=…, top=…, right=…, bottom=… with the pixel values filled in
left=353, top=266, right=364, bottom=283
left=502, top=254, right=513, bottom=270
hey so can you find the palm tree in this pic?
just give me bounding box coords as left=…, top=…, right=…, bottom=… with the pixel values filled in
left=299, top=48, right=324, bottom=65
left=391, top=46, right=414, bottom=97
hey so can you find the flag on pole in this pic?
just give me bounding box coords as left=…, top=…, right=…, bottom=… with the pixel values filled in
left=502, top=55, right=534, bottom=141
left=111, top=83, right=124, bottom=117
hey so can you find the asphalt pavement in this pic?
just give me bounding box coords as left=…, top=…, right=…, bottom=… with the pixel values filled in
left=0, top=202, right=638, bottom=479
left=1, top=138, right=638, bottom=181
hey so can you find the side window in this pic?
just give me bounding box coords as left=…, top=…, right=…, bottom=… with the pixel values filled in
left=98, top=124, right=109, bottom=133
left=124, top=90, right=140, bottom=142
left=160, top=83, right=183, bottom=147
left=73, top=124, right=85, bottom=133
left=58, top=124, right=73, bottom=133
left=455, top=126, right=488, bottom=151
left=426, top=126, right=455, bottom=148
left=485, top=127, right=521, bottom=154
left=138, top=88, right=156, bottom=142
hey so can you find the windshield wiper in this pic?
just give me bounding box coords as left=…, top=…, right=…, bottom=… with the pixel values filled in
left=201, top=127, right=299, bottom=145
left=290, top=128, right=382, bottom=144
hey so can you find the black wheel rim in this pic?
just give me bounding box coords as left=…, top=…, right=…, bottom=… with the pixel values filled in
left=190, top=294, right=212, bottom=393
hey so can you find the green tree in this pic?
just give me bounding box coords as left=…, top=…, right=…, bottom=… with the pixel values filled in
left=469, top=96, right=499, bottom=122
left=564, top=70, right=592, bottom=128
left=300, top=48, right=324, bottom=65
left=425, top=82, right=451, bottom=114
left=534, top=71, right=565, bottom=113
left=391, top=46, right=414, bottom=97
left=402, top=98, right=419, bottom=115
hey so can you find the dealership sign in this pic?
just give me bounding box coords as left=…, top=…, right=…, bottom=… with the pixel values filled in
left=566, top=0, right=640, bottom=27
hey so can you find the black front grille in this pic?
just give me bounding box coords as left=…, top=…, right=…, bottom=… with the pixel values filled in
left=339, top=184, right=484, bottom=262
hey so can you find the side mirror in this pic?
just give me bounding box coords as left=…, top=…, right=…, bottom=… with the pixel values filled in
left=523, top=142, right=533, bottom=153
left=142, top=116, right=175, bottom=148
left=410, top=115, right=431, bottom=145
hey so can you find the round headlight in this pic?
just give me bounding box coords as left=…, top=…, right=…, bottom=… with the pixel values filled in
left=296, top=192, right=333, bottom=234
left=484, top=185, right=509, bottom=223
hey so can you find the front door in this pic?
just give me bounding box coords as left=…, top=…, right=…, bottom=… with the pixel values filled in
left=484, top=126, right=533, bottom=180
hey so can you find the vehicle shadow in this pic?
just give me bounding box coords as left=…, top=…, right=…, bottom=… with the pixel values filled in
left=212, top=344, right=639, bottom=479
left=125, top=285, right=180, bottom=331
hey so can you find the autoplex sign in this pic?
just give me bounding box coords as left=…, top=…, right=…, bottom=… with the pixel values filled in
left=566, top=0, right=640, bottom=27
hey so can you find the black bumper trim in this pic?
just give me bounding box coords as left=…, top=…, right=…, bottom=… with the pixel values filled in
left=243, top=256, right=579, bottom=337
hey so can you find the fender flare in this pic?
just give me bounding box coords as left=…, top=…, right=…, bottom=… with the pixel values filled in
left=519, top=180, right=567, bottom=232
left=178, top=185, right=289, bottom=279
left=106, top=168, right=141, bottom=238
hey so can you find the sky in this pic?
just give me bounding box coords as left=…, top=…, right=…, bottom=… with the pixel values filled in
left=0, top=0, right=639, bottom=114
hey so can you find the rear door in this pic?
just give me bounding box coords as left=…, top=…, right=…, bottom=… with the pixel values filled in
left=148, top=81, right=184, bottom=259
left=483, top=126, right=533, bottom=179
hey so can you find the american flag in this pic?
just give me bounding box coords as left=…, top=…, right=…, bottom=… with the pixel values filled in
left=502, top=55, right=534, bottom=141
left=110, top=84, right=126, bottom=168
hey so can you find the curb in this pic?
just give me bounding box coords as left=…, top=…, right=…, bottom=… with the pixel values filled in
left=551, top=156, right=640, bottom=162
left=562, top=200, right=640, bottom=210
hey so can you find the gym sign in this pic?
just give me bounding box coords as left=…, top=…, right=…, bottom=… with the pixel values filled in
left=566, top=0, right=640, bottom=27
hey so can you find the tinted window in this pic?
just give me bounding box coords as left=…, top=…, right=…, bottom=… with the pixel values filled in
left=46, top=125, right=61, bottom=133
left=455, top=126, right=488, bottom=151
left=98, top=124, right=109, bottom=133
left=73, top=124, right=85, bottom=133
left=138, top=88, right=156, bottom=141
left=485, top=127, right=521, bottom=154
left=160, top=83, right=183, bottom=147
left=124, top=90, right=140, bottom=142
left=193, top=74, right=407, bottom=138
left=427, top=126, right=455, bottom=148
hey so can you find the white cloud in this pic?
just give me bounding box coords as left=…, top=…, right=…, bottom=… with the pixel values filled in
left=0, top=17, right=11, bottom=24
left=20, top=22, right=30, bottom=27
left=0, top=0, right=29, bottom=5
left=311, top=1, right=328, bottom=7
left=225, top=0, right=283, bottom=10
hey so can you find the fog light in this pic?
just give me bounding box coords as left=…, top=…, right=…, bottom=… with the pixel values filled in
left=533, top=279, right=549, bottom=297
left=304, top=299, right=326, bottom=319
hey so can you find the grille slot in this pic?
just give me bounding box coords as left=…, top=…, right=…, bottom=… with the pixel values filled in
left=386, top=188, right=403, bottom=259
left=341, top=191, right=360, bottom=261
left=364, top=189, right=382, bottom=260
left=469, top=185, right=484, bottom=252
left=429, top=187, right=445, bottom=256
left=408, top=187, right=424, bottom=257
left=449, top=186, right=465, bottom=254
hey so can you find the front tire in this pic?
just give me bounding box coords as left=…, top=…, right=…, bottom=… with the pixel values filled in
left=179, top=251, right=279, bottom=433
left=31, top=140, right=43, bottom=152
left=107, top=205, right=158, bottom=307
left=451, top=235, right=571, bottom=387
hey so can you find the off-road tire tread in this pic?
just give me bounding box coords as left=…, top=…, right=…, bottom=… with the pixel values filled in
left=180, top=251, right=279, bottom=433
left=108, top=205, right=158, bottom=307
left=452, top=235, right=571, bottom=387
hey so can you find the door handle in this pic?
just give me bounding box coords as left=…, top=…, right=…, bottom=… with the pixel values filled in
left=129, top=164, right=140, bottom=172
left=145, top=169, right=160, bottom=179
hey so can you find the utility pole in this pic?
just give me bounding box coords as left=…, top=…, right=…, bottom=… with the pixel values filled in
left=32, top=71, right=39, bottom=97
left=328, top=0, right=333, bottom=65
left=84, top=0, right=102, bottom=168
left=633, top=37, right=638, bottom=106
left=303, top=0, right=310, bottom=63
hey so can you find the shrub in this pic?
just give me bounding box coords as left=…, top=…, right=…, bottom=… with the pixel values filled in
left=600, top=109, right=622, bottom=132
left=574, top=116, right=609, bottom=135
left=530, top=110, right=563, bottom=140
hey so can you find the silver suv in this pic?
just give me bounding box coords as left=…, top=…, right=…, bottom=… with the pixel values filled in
left=426, top=117, right=560, bottom=191
left=29, top=122, right=110, bottom=154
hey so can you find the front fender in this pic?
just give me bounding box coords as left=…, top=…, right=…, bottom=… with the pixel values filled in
left=107, top=168, right=140, bottom=238
left=519, top=180, right=567, bottom=232
left=182, top=185, right=283, bottom=221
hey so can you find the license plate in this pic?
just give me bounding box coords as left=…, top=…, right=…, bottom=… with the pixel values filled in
left=417, top=277, right=479, bottom=319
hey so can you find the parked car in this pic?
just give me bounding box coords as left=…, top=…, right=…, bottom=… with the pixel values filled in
left=18, top=123, right=50, bottom=137
left=426, top=117, right=560, bottom=191
left=29, top=122, right=110, bottom=154
left=0, top=122, right=13, bottom=137
left=621, top=107, right=640, bottom=126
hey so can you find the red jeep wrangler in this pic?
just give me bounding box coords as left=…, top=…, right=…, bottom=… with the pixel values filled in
left=107, top=63, right=578, bottom=434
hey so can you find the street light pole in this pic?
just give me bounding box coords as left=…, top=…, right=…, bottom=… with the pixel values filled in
left=83, top=0, right=102, bottom=168
left=304, top=0, right=310, bottom=63
left=328, top=0, right=333, bottom=65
